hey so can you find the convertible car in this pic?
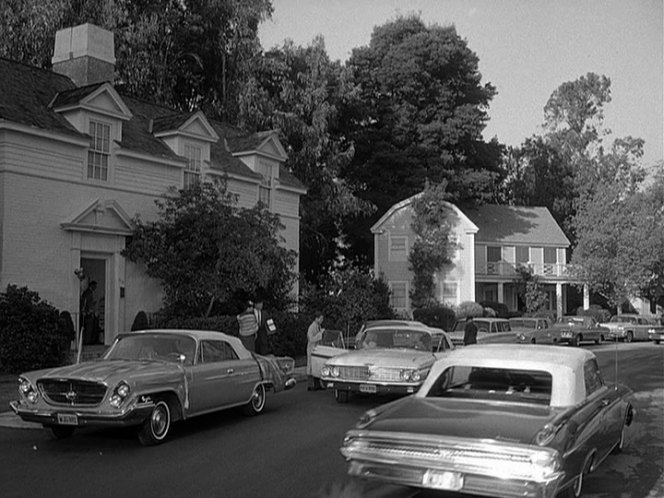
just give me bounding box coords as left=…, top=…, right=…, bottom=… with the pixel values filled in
left=319, top=321, right=454, bottom=403
left=341, top=344, right=634, bottom=498
left=11, top=329, right=295, bottom=445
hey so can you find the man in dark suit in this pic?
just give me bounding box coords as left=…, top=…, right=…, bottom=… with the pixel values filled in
left=254, top=298, right=270, bottom=355
left=463, top=316, right=478, bottom=346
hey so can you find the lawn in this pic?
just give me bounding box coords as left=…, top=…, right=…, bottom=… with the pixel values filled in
left=0, top=374, right=17, bottom=412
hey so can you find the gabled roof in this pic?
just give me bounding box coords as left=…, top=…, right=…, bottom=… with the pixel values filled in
left=465, top=204, right=570, bottom=247
left=0, top=57, right=305, bottom=191
left=371, top=194, right=478, bottom=234
left=0, top=58, right=82, bottom=138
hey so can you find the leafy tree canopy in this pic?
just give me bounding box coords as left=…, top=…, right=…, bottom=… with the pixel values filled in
left=238, top=38, right=373, bottom=281
left=340, top=14, right=504, bottom=263
left=122, top=181, right=297, bottom=318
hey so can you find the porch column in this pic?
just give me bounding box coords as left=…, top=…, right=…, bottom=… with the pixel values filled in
left=497, top=282, right=504, bottom=304
left=583, top=284, right=590, bottom=309
left=556, top=283, right=563, bottom=318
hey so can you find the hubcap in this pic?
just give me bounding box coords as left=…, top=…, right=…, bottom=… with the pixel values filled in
left=152, top=404, right=168, bottom=437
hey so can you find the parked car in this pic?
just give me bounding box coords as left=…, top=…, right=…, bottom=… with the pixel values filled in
left=511, top=317, right=555, bottom=344
left=650, top=317, right=664, bottom=345
left=448, top=317, right=515, bottom=346
left=603, top=314, right=664, bottom=343
left=10, top=329, right=296, bottom=445
left=340, top=344, right=635, bottom=498
left=551, top=316, right=607, bottom=346
left=319, top=321, right=454, bottom=403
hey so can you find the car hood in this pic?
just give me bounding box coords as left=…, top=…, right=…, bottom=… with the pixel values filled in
left=367, top=396, right=560, bottom=445
left=602, top=323, right=624, bottom=330
left=26, top=359, right=182, bottom=384
left=327, top=349, right=435, bottom=368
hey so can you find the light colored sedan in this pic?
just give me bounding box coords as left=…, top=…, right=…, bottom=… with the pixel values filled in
left=319, top=321, right=454, bottom=403
left=11, top=329, right=295, bottom=445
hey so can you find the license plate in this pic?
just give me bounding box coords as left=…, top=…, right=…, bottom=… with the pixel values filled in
left=359, top=384, right=377, bottom=393
left=422, top=470, right=463, bottom=491
left=57, top=413, right=78, bottom=426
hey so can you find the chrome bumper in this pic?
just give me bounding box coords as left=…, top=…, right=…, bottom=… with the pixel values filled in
left=10, top=400, right=154, bottom=428
left=346, top=459, right=563, bottom=498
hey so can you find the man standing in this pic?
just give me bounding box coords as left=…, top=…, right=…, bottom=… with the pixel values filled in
left=254, top=298, right=270, bottom=355
left=463, top=316, right=478, bottom=346
left=80, top=280, right=97, bottom=345
left=237, top=300, right=258, bottom=352
left=306, top=313, right=325, bottom=391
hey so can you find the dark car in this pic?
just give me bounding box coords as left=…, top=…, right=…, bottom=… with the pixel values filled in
left=551, top=315, right=607, bottom=346
left=340, top=344, right=634, bottom=498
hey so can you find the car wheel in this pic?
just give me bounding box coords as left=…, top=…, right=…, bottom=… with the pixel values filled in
left=625, top=332, right=633, bottom=343
left=595, top=335, right=602, bottom=345
left=531, top=338, right=537, bottom=344
left=562, top=454, right=592, bottom=498
left=335, top=389, right=350, bottom=403
left=46, top=425, right=75, bottom=439
left=137, top=399, right=171, bottom=446
left=569, top=335, right=580, bottom=347
left=655, top=340, right=661, bottom=345
left=243, top=383, right=266, bottom=416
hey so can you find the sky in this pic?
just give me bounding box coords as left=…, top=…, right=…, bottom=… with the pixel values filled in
left=259, top=0, right=663, bottom=169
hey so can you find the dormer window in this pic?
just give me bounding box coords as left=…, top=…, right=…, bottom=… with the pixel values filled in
left=259, top=185, right=271, bottom=206
left=184, top=143, right=202, bottom=188
left=88, top=120, right=110, bottom=181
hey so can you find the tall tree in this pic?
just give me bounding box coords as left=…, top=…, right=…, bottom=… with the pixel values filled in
left=123, top=182, right=296, bottom=318
left=238, top=38, right=372, bottom=281
left=340, top=15, right=504, bottom=263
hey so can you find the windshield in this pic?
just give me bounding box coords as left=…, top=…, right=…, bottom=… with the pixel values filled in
left=609, top=316, right=637, bottom=324
left=556, top=317, right=585, bottom=326
left=105, top=333, right=196, bottom=365
left=359, top=328, right=431, bottom=351
left=426, top=366, right=552, bottom=405
left=509, top=319, right=537, bottom=328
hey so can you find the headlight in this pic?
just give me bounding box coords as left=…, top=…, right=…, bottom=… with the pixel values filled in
left=519, top=334, right=526, bottom=341
left=331, top=366, right=340, bottom=378
left=109, top=381, right=131, bottom=408
left=18, top=376, right=39, bottom=404
left=400, top=369, right=414, bottom=381
left=321, top=366, right=330, bottom=377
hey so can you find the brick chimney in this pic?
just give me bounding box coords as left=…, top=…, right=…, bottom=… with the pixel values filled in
left=51, top=23, right=115, bottom=87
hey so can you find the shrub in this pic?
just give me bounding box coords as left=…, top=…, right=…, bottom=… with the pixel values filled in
left=455, top=301, right=484, bottom=320
left=131, top=310, right=150, bottom=331
left=0, top=285, right=73, bottom=373
left=577, top=305, right=611, bottom=323
left=413, top=305, right=456, bottom=331
left=480, top=301, right=510, bottom=318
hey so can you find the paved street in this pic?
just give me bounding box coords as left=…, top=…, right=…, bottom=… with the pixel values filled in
left=0, top=343, right=662, bottom=498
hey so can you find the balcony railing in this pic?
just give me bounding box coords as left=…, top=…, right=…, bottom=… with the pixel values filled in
left=477, top=261, right=575, bottom=278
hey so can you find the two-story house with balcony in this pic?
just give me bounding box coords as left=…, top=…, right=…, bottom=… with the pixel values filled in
left=372, top=194, right=577, bottom=318
left=0, top=24, right=306, bottom=345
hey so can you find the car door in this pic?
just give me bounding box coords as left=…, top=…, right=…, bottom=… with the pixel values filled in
left=582, top=359, right=619, bottom=459
left=189, top=339, right=257, bottom=413
left=482, top=321, right=516, bottom=344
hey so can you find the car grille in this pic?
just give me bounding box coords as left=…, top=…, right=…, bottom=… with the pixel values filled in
left=38, top=379, right=107, bottom=406
left=338, top=366, right=370, bottom=381
left=337, top=366, right=407, bottom=382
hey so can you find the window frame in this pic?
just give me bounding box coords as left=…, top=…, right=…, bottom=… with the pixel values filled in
left=87, top=119, right=111, bottom=181
left=389, top=281, right=408, bottom=310
left=183, top=143, right=202, bottom=188
left=389, top=235, right=408, bottom=261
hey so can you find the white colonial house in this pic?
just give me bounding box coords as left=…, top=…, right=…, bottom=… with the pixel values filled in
left=0, top=24, right=306, bottom=345
left=372, top=194, right=584, bottom=318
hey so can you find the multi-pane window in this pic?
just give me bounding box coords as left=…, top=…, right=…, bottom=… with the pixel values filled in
left=184, top=144, right=202, bottom=188
left=390, top=282, right=407, bottom=309
left=88, top=121, right=110, bottom=181
left=259, top=185, right=271, bottom=206
left=487, top=246, right=502, bottom=262
left=389, top=236, right=408, bottom=261
left=543, top=247, right=557, bottom=264
left=441, top=282, right=458, bottom=304
left=516, top=246, right=529, bottom=264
